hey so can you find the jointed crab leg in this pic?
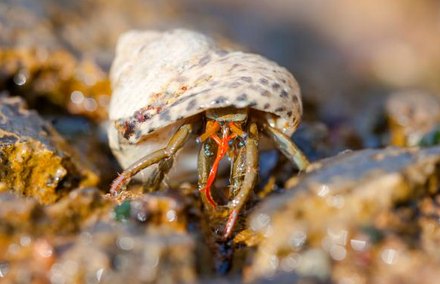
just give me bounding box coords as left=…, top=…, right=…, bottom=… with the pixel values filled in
left=229, top=146, right=246, bottom=199
left=224, top=122, right=259, bottom=239
left=144, top=157, right=174, bottom=192
left=197, top=138, right=217, bottom=212
left=263, top=124, right=310, bottom=171
left=110, top=120, right=196, bottom=195
left=199, top=126, right=236, bottom=208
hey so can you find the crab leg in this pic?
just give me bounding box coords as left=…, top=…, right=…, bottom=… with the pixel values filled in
left=110, top=120, right=196, bottom=195
left=229, top=146, right=246, bottom=199
left=197, top=138, right=218, bottom=212
left=263, top=124, right=310, bottom=171
left=224, top=122, right=259, bottom=239
left=143, top=157, right=174, bottom=192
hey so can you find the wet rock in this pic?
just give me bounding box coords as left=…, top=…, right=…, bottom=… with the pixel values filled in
left=248, top=147, right=440, bottom=283
left=0, top=193, right=44, bottom=243
left=107, top=185, right=199, bottom=230
left=0, top=237, right=57, bottom=284
left=0, top=96, right=98, bottom=204
left=127, top=191, right=188, bottom=232
left=0, top=48, right=111, bottom=121
left=51, top=116, right=121, bottom=190
left=386, top=90, right=440, bottom=146
left=53, top=222, right=197, bottom=284
left=46, top=187, right=110, bottom=234
left=0, top=188, right=108, bottom=249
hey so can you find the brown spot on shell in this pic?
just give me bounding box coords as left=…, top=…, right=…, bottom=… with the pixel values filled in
left=237, top=93, right=248, bottom=101
left=212, top=96, right=228, bottom=105
left=120, top=120, right=135, bottom=139
left=260, top=90, right=270, bottom=97
left=134, top=111, right=148, bottom=122
left=259, top=78, right=269, bottom=85
left=263, top=103, right=270, bottom=110
left=272, top=83, right=281, bottom=90
left=241, top=76, right=252, bottom=83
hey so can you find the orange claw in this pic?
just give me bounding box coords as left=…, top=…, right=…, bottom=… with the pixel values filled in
left=200, top=126, right=236, bottom=208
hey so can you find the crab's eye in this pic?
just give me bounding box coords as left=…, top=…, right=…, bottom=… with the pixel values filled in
left=228, top=140, right=234, bottom=146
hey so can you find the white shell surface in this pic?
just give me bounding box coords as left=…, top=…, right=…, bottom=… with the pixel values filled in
left=109, top=29, right=302, bottom=144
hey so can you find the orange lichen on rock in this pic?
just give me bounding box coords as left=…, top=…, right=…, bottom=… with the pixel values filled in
left=0, top=96, right=99, bottom=204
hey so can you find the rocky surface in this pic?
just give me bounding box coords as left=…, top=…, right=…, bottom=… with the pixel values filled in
left=0, top=187, right=200, bottom=284
left=0, top=96, right=98, bottom=204
left=248, top=147, right=440, bottom=283
left=1, top=0, right=440, bottom=283
left=386, top=90, right=440, bottom=146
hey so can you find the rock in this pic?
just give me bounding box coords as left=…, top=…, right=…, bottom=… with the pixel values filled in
left=386, top=90, right=440, bottom=146
left=54, top=223, right=197, bottom=284
left=0, top=0, right=111, bottom=122
left=50, top=116, right=121, bottom=191
left=0, top=96, right=98, bottom=204
left=46, top=187, right=110, bottom=233
left=0, top=48, right=111, bottom=122
left=127, top=191, right=189, bottom=233
left=248, top=147, right=440, bottom=283
left=0, top=193, right=44, bottom=243
left=0, top=188, right=108, bottom=254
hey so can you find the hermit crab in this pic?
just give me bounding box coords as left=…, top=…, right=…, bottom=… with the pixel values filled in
left=108, top=29, right=309, bottom=239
